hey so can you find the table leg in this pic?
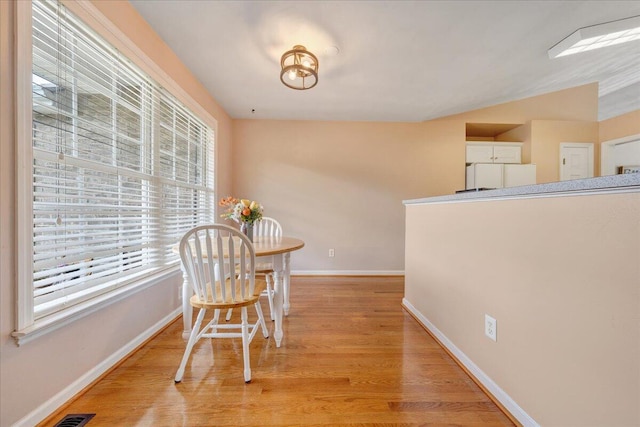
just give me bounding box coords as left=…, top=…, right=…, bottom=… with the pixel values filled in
left=181, top=267, right=192, bottom=340
left=283, top=252, right=291, bottom=316
left=272, top=253, right=284, bottom=347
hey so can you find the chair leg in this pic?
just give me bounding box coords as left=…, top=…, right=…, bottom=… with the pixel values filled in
left=211, top=309, right=221, bottom=333
left=265, top=273, right=275, bottom=321
left=255, top=301, right=269, bottom=338
left=175, top=308, right=206, bottom=383
left=241, top=307, right=251, bottom=383
left=225, top=270, right=246, bottom=322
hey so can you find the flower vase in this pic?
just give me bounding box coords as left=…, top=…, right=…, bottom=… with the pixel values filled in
left=240, top=222, right=253, bottom=242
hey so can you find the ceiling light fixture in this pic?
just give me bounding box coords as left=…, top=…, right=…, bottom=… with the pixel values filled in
left=548, top=15, right=640, bottom=58
left=280, top=45, right=319, bottom=90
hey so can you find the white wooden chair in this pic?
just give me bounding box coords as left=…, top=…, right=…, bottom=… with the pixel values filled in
left=175, top=224, right=269, bottom=383
left=253, top=217, right=282, bottom=320
left=226, top=217, right=283, bottom=322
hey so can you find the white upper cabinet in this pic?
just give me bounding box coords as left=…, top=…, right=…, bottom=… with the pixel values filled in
left=492, top=145, right=521, bottom=163
left=466, top=143, right=522, bottom=164
left=466, top=145, right=495, bottom=163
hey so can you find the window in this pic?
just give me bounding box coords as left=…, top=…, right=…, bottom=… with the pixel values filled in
left=15, top=0, right=215, bottom=339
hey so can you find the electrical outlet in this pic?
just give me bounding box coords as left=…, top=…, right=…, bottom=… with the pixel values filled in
left=328, top=248, right=335, bottom=257
left=485, top=314, right=497, bottom=342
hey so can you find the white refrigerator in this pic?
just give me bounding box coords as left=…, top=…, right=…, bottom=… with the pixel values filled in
left=466, top=163, right=536, bottom=189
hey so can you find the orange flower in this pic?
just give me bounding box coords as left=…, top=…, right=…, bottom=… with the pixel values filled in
left=242, top=207, right=251, bottom=216
left=219, top=196, right=237, bottom=207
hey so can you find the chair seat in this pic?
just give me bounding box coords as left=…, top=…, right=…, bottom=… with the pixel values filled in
left=190, top=277, right=267, bottom=310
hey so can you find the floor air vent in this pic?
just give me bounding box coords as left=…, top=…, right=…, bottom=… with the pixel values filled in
left=54, top=413, right=95, bottom=427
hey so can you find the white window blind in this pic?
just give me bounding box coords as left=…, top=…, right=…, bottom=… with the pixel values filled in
left=28, top=0, right=215, bottom=321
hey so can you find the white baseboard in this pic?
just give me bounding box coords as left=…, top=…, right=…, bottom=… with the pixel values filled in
left=13, top=308, right=182, bottom=427
left=291, top=270, right=404, bottom=276
left=402, top=298, right=539, bottom=427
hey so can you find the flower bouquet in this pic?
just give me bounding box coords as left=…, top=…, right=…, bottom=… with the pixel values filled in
left=219, top=196, right=263, bottom=241
left=219, top=196, right=263, bottom=225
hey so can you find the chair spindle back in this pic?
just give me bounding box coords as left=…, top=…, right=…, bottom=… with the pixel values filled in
left=179, top=224, right=256, bottom=304
left=254, top=217, right=283, bottom=239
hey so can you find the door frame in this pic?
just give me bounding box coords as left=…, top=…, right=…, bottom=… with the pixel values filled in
left=559, top=142, right=594, bottom=181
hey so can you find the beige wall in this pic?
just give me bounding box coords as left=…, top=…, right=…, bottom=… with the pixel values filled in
left=404, top=192, right=640, bottom=426
left=444, top=83, right=600, bottom=183
left=497, top=122, right=531, bottom=163
left=439, top=83, right=599, bottom=123
left=0, top=2, right=232, bottom=425
left=599, top=109, right=640, bottom=143
left=531, top=120, right=600, bottom=183
left=232, top=119, right=463, bottom=271
left=232, top=84, right=603, bottom=272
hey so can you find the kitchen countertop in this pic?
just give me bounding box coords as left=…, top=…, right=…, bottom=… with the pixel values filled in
left=404, top=174, right=640, bottom=205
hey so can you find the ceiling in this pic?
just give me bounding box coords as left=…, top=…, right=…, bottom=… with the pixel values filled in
left=129, top=0, right=640, bottom=123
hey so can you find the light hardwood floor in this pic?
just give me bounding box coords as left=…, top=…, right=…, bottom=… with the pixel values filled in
left=41, top=276, right=515, bottom=426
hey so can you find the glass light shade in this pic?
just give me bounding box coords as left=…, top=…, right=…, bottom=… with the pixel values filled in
left=280, top=45, right=319, bottom=90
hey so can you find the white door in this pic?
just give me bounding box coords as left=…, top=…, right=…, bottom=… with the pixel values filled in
left=560, top=143, right=593, bottom=181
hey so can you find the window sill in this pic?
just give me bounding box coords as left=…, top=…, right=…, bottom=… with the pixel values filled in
left=11, top=267, right=182, bottom=346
